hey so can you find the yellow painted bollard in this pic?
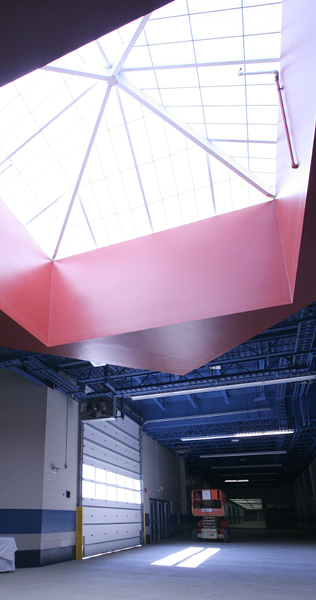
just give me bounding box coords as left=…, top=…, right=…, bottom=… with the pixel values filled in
left=76, top=506, right=83, bottom=560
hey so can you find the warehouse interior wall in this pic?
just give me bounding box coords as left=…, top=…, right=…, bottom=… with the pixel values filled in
left=292, top=457, right=316, bottom=535
left=142, top=432, right=188, bottom=542
left=0, top=372, right=79, bottom=567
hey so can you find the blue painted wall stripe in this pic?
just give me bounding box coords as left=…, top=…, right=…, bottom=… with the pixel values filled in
left=0, top=509, right=76, bottom=534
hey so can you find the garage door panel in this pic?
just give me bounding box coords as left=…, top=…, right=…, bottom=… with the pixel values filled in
left=83, top=428, right=140, bottom=462
left=83, top=506, right=142, bottom=525
left=82, top=416, right=142, bottom=556
left=84, top=523, right=141, bottom=544
left=90, top=418, right=139, bottom=443
left=82, top=455, right=140, bottom=479
left=83, top=439, right=140, bottom=474
left=82, top=498, right=141, bottom=510
left=84, top=537, right=141, bottom=558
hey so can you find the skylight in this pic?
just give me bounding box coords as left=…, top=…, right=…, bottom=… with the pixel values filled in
left=0, top=0, right=282, bottom=259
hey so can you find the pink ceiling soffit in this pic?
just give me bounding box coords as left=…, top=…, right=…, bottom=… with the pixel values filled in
left=1, top=0, right=316, bottom=374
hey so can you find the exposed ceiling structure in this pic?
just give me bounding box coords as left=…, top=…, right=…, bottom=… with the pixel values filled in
left=1, top=0, right=316, bottom=490
left=1, top=301, right=316, bottom=487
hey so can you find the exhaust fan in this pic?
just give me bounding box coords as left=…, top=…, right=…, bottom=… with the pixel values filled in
left=80, top=395, right=120, bottom=421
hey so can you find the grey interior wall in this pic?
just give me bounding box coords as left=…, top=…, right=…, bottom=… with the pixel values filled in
left=43, top=388, right=78, bottom=511
left=292, top=456, right=316, bottom=534
left=0, top=370, right=47, bottom=510
left=41, top=389, right=79, bottom=564
left=142, top=432, right=186, bottom=540
left=225, top=484, right=296, bottom=530
left=0, top=371, right=79, bottom=567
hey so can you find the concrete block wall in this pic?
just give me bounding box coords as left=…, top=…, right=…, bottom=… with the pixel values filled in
left=142, top=432, right=187, bottom=542
left=0, top=371, right=79, bottom=567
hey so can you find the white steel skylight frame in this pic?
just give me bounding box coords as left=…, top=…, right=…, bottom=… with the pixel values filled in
left=0, top=0, right=283, bottom=260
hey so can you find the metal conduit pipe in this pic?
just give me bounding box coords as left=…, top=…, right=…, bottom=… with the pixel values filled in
left=238, top=68, right=298, bottom=168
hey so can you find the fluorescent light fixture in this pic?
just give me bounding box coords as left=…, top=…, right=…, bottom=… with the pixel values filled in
left=213, top=464, right=282, bottom=469
left=130, top=375, right=316, bottom=400
left=225, top=480, right=249, bottom=483
left=177, top=548, right=220, bottom=569
left=151, top=547, right=203, bottom=567
left=200, top=450, right=287, bottom=458
left=181, top=429, right=294, bottom=442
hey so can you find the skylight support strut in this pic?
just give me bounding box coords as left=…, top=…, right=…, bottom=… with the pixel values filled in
left=116, top=75, right=275, bottom=198
left=111, top=13, right=152, bottom=78
left=115, top=88, right=153, bottom=231
left=53, top=85, right=112, bottom=260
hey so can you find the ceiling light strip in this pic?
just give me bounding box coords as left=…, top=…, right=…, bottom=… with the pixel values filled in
left=200, top=450, right=287, bottom=459
left=225, top=480, right=249, bottom=483
left=181, top=429, right=294, bottom=442
left=130, top=374, right=316, bottom=400
left=143, top=407, right=271, bottom=427
left=212, top=464, right=282, bottom=469
left=116, top=74, right=274, bottom=197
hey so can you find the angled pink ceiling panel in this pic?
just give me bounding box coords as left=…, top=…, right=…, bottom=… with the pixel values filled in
left=0, top=201, right=52, bottom=345
left=48, top=201, right=291, bottom=347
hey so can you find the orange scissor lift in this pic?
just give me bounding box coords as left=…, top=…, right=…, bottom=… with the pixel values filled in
left=192, top=489, right=229, bottom=542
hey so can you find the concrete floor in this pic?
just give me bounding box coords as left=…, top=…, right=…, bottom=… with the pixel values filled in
left=1, top=531, right=315, bottom=600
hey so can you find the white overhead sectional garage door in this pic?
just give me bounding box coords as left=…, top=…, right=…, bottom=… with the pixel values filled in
left=81, top=416, right=142, bottom=557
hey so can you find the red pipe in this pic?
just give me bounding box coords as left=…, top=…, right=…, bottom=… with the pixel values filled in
left=274, top=71, right=299, bottom=169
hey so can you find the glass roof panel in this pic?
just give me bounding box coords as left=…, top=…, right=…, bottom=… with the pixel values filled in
left=0, top=0, right=283, bottom=259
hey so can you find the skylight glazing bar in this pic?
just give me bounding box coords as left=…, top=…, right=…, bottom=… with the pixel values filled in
left=0, top=84, right=97, bottom=169
left=26, top=192, right=71, bottom=225
left=53, top=84, right=112, bottom=260
left=121, top=58, right=280, bottom=72
left=186, top=0, right=217, bottom=216
left=115, top=88, right=153, bottom=231
left=116, top=75, right=274, bottom=197
left=79, top=195, right=97, bottom=248
left=96, top=40, right=111, bottom=67
left=241, top=1, right=251, bottom=172
left=111, top=13, right=152, bottom=77
left=206, top=155, right=217, bottom=214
